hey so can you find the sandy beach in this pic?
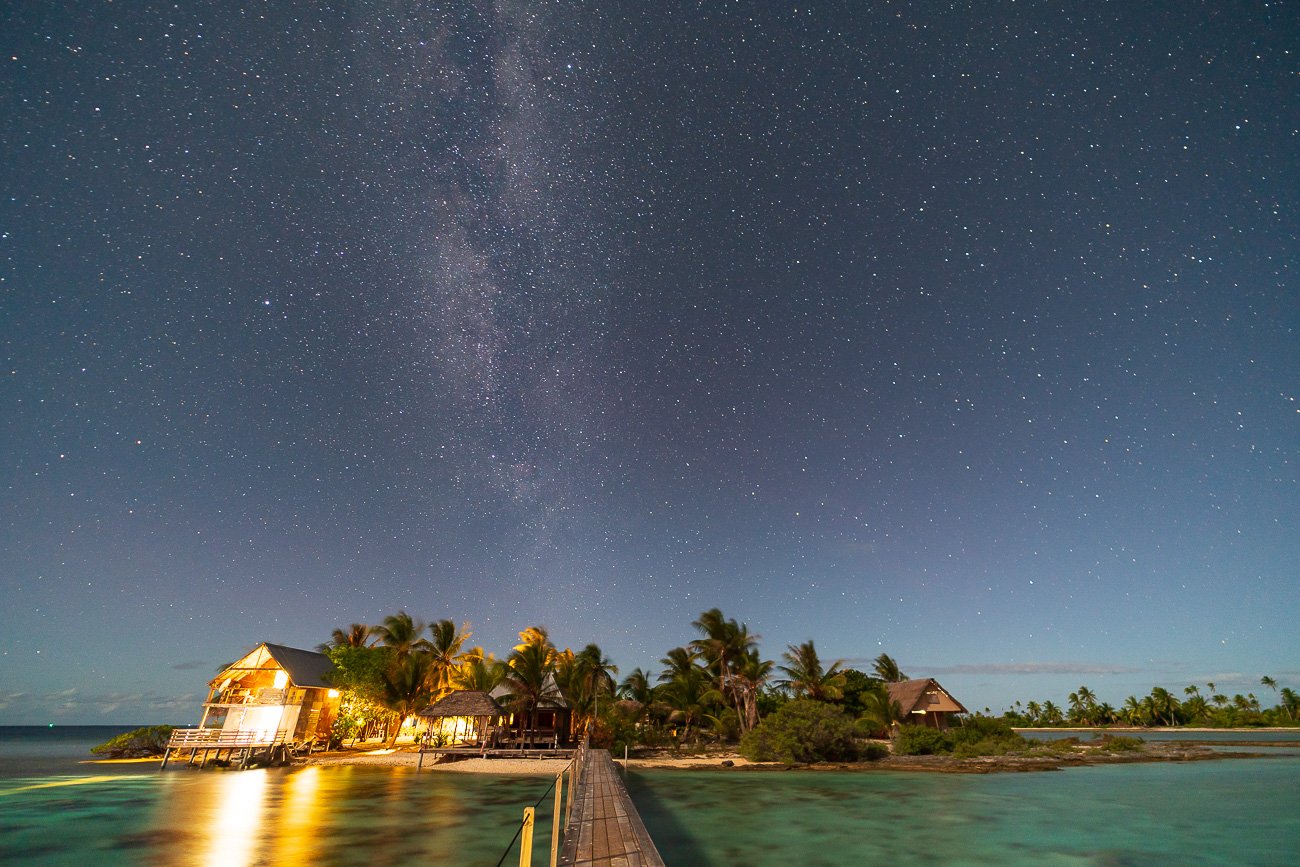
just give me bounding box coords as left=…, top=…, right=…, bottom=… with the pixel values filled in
left=297, top=746, right=771, bottom=774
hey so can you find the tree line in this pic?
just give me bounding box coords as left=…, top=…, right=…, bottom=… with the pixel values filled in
left=317, top=607, right=916, bottom=751
left=1004, top=678, right=1298, bottom=728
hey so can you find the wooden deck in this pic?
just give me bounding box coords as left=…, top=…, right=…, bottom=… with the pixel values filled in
left=559, top=750, right=665, bottom=867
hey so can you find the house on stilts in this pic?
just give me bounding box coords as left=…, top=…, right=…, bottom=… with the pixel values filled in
left=163, top=642, right=340, bottom=769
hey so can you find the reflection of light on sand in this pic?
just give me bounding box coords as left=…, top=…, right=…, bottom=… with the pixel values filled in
left=0, top=775, right=146, bottom=796
left=272, top=767, right=323, bottom=864
left=202, top=771, right=268, bottom=867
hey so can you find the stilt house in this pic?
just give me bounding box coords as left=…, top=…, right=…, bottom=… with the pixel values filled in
left=198, top=642, right=340, bottom=745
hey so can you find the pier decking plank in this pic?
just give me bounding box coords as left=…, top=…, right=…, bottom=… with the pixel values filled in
left=559, top=749, right=664, bottom=867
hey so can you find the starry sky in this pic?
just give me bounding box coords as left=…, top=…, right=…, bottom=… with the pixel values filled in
left=3, top=1, right=1297, bottom=725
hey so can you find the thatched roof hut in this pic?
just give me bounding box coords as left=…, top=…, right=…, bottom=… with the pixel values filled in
left=886, top=678, right=967, bottom=731
left=416, top=690, right=504, bottom=747
left=418, top=690, right=504, bottom=719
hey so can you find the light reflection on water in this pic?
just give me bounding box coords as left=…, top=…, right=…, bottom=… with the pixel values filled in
left=0, top=766, right=559, bottom=866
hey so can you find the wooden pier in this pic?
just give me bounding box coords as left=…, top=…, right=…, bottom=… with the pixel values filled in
left=558, top=750, right=664, bottom=867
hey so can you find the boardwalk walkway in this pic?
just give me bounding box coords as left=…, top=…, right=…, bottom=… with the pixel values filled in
left=558, top=749, right=665, bottom=867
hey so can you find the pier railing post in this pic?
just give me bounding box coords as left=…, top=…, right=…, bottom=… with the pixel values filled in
left=519, top=807, right=535, bottom=867
left=550, top=772, right=563, bottom=867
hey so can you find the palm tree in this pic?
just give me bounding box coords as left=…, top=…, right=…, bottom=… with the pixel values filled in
left=320, top=623, right=375, bottom=651
left=1095, top=702, right=1116, bottom=725
left=619, top=667, right=657, bottom=726
left=1067, top=686, right=1097, bottom=725
left=1181, top=694, right=1209, bottom=723
left=857, top=684, right=903, bottom=737
left=778, top=640, right=847, bottom=701
left=451, top=650, right=507, bottom=693
left=503, top=628, right=559, bottom=740
left=657, top=652, right=720, bottom=740
left=1121, top=695, right=1144, bottom=726
left=1040, top=700, right=1063, bottom=725
left=373, top=610, right=431, bottom=660
left=619, top=667, right=656, bottom=706
left=378, top=653, right=435, bottom=747
left=690, top=608, right=760, bottom=732
left=1279, top=687, right=1298, bottom=722
left=872, top=653, right=907, bottom=683
left=425, top=619, right=471, bottom=700
left=731, top=648, right=774, bottom=733
left=1148, top=687, right=1181, bottom=726
left=1025, top=700, right=1042, bottom=725
left=1260, top=676, right=1278, bottom=702
left=575, top=643, right=619, bottom=733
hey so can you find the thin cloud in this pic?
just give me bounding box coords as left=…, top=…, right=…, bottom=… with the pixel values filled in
left=922, top=662, right=1144, bottom=676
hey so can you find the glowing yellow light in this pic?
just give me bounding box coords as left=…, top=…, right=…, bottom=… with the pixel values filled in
left=272, top=767, right=323, bottom=864
left=202, top=770, right=267, bottom=867
left=273, top=669, right=289, bottom=690
left=327, top=689, right=339, bottom=698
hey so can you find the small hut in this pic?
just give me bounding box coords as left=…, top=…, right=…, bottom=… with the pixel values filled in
left=490, top=676, right=571, bottom=747
left=417, top=690, right=504, bottom=747
left=886, top=678, right=968, bottom=731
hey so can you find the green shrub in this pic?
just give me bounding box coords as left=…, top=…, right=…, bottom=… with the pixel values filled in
left=949, top=717, right=1027, bottom=755
left=90, top=725, right=175, bottom=758
left=1099, top=735, right=1144, bottom=752
left=859, top=741, right=890, bottom=761
left=893, top=724, right=954, bottom=756
left=739, top=699, right=860, bottom=763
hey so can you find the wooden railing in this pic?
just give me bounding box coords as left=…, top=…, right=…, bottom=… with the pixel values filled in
left=504, top=737, right=587, bottom=867
left=204, top=687, right=299, bottom=707
left=167, top=727, right=290, bottom=749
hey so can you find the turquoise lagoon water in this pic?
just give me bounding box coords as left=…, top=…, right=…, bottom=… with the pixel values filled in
left=4, top=727, right=1298, bottom=865
left=0, top=727, right=560, bottom=866
left=628, top=757, right=1300, bottom=866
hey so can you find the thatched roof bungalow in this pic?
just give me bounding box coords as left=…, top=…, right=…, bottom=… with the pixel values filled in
left=490, top=675, right=572, bottom=746
left=417, top=690, right=504, bottom=747
left=887, top=678, right=967, bottom=731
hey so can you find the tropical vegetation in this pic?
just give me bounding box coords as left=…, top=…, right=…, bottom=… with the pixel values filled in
left=90, top=725, right=176, bottom=758
left=313, top=608, right=1296, bottom=756
left=313, top=606, right=943, bottom=761
left=1004, top=676, right=1299, bottom=729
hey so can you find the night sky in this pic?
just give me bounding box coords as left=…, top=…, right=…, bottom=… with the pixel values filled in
left=3, top=2, right=1297, bottom=725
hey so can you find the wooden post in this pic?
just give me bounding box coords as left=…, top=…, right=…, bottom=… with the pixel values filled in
left=550, top=772, right=563, bottom=867
left=518, top=806, right=535, bottom=867
left=564, top=763, right=574, bottom=827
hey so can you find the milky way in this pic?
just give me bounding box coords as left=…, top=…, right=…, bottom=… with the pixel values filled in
left=2, top=1, right=1296, bottom=722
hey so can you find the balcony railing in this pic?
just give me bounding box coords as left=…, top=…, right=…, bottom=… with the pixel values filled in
left=167, top=728, right=291, bottom=749
left=204, top=687, right=300, bottom=707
